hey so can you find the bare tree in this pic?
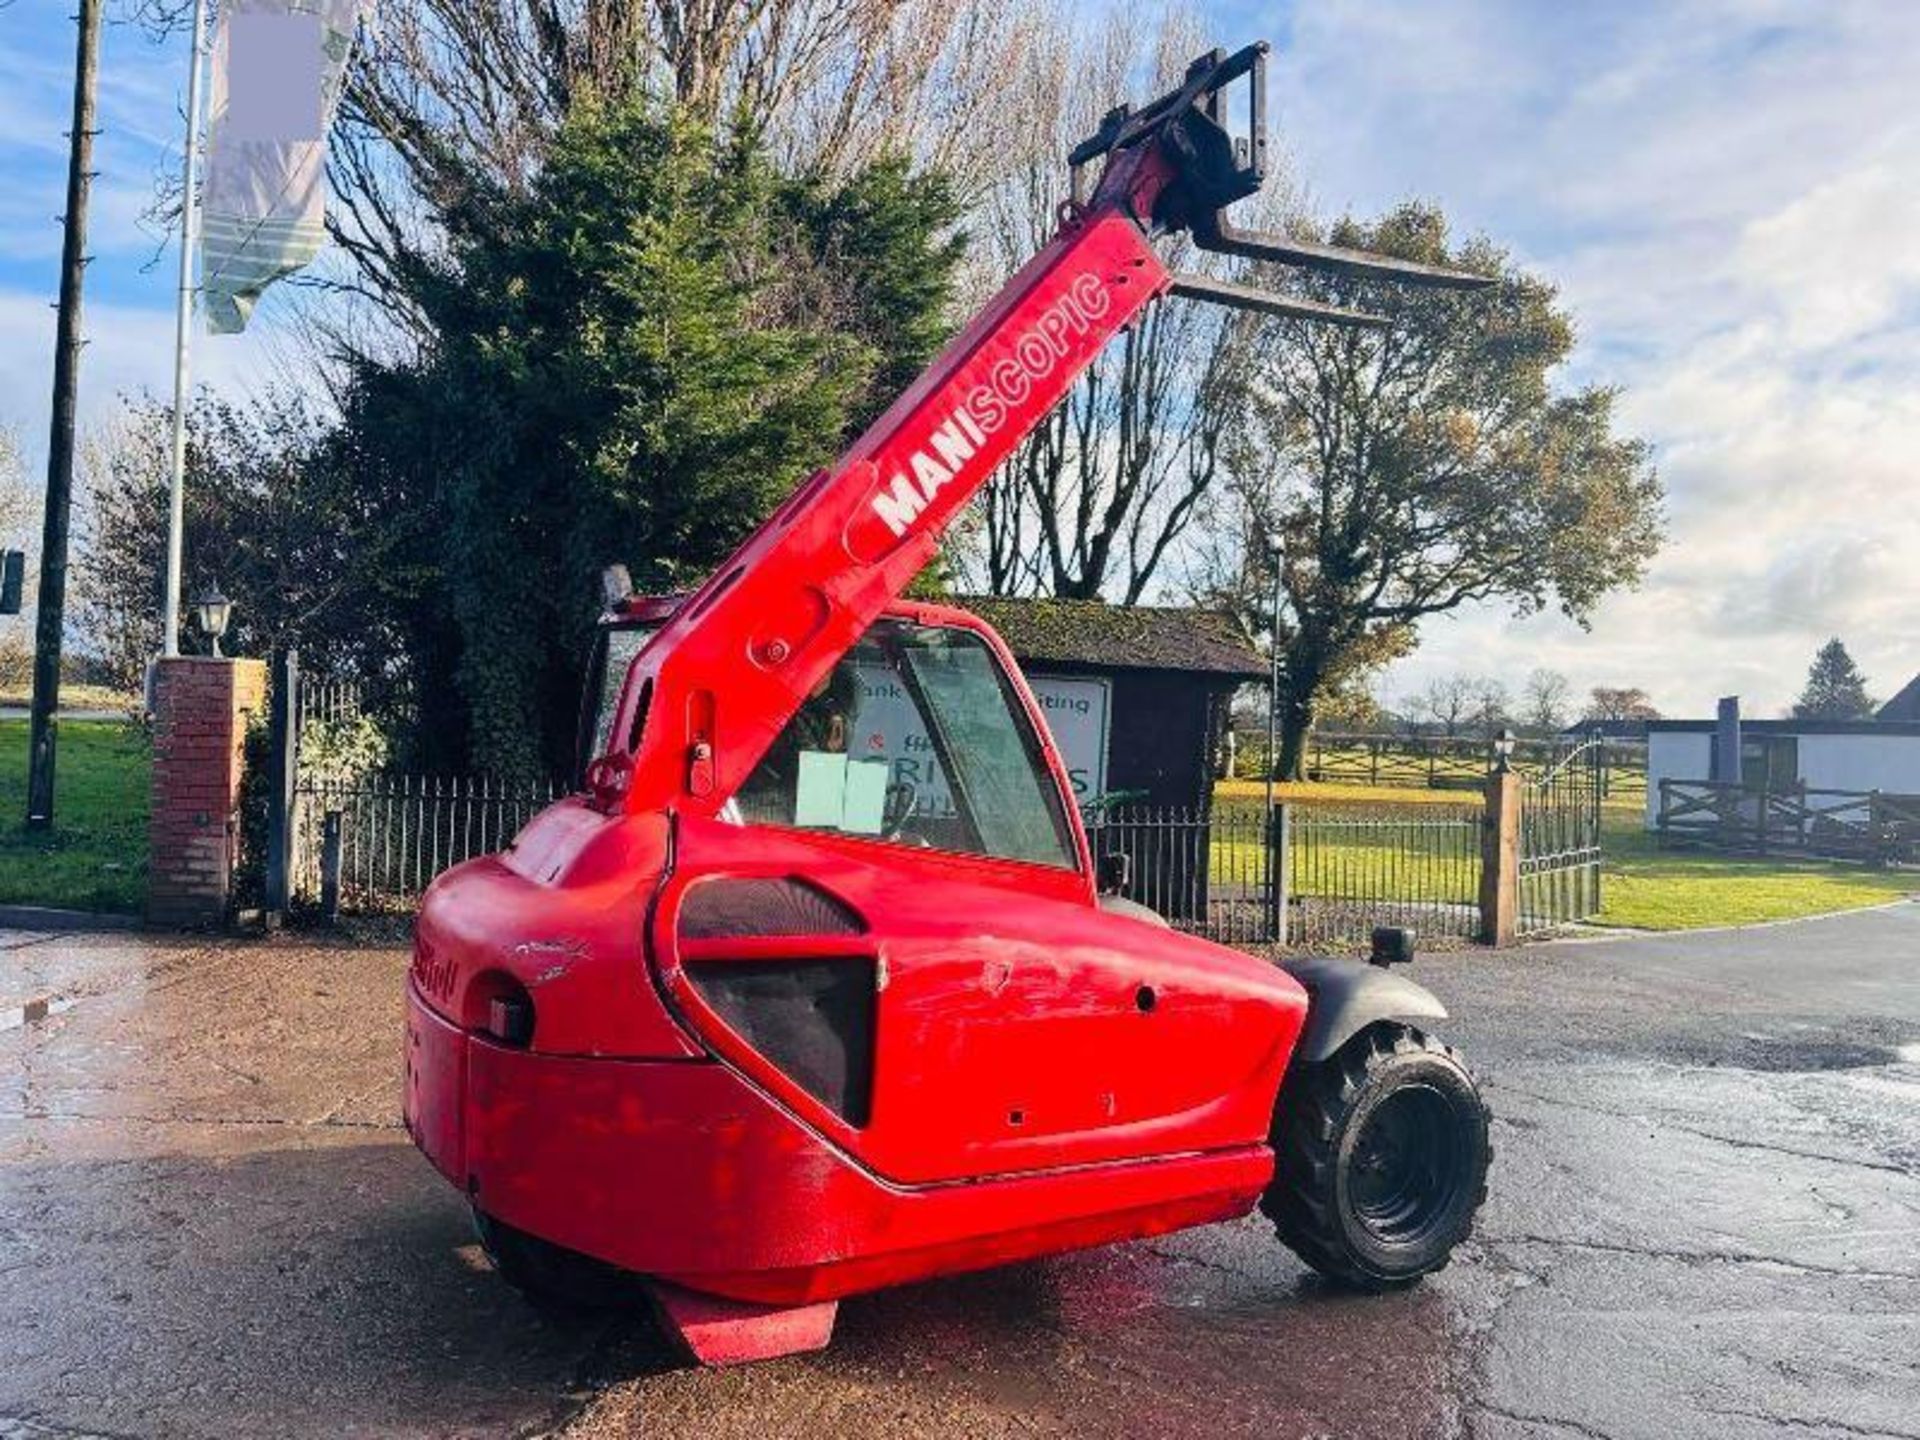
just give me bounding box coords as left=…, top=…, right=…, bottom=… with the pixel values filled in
left=1408, top=675, right=1480, bottom=737
left=1473, top=678, right=1511, bottom=736
left=960, top=12, right=1283, bottom=602
left=1583, top=686, right=1661, bottom=723
left=319, top=0, right=1040, bottom=339
left=1521, top=667, right=1571, bottom=734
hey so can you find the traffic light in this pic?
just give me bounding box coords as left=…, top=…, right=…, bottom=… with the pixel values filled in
left=0, top=550, right=23, bottom=615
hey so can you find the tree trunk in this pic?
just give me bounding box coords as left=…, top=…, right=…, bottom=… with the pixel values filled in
left=1275, top=693, right=1316, bottom=781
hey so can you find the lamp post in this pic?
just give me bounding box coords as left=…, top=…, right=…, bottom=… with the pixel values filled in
left=1491, top=726, right=1516, bottom=774
left=193, top=585, right=232, bottom=658
left=1263, top=538, right=1286, bottom=944
left=1263, top=538, right=1284, bottom=815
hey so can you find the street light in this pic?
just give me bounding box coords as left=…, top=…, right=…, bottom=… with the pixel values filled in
left=1264, top=537, right=1284, bottom=800
left=193, top=584, right=232, bottom=658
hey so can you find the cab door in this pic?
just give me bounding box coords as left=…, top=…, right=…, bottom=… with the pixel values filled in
left=644, top=617, right=1301, bottom=1186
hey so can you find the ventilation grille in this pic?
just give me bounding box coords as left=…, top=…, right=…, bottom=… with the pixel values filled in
left=687, top=959, right=876, bottom=1125
left=680, top=877, right=865, bottom=940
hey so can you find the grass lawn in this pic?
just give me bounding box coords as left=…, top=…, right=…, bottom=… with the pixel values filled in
left=0, top=683, right=142, bottom=713
left=0, top=718, right=150, bottom=913
left=1215, top=777, right=1486, bottom=810
left=1207, top=779, right=1918, bottom=932
left=1593, top=810, right=1917, bottom=930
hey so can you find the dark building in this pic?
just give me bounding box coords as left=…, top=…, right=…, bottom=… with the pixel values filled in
left=957, top=597, right=1266, bottom=923
left=1878, top=673, right=1920, bottom=723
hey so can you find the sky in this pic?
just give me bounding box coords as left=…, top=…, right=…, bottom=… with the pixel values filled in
left=1, top=1, right=1917, bottom=718
left=1242, top=0, right=1920, bottom=719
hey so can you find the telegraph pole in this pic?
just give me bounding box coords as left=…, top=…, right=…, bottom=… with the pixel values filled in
left=26, top=0, right=103, bottom=830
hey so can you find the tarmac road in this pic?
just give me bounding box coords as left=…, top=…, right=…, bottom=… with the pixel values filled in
left=1, top=904, right=1916, bottom=1439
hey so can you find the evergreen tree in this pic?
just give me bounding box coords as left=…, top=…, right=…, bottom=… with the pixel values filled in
left=1792, top=639, right=1875, bottom=720
left=336, top=102, right=962, bottom=778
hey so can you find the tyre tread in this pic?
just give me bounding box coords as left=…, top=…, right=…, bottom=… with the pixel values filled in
left=1261, top=1022, right=1491, bottom=1289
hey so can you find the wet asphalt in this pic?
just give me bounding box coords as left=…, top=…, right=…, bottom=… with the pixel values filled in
left=1, top=904, right=1916, bottom=1439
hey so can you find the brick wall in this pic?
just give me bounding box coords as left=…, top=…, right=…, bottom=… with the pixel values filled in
left=147, top=657, right=266, bottom=927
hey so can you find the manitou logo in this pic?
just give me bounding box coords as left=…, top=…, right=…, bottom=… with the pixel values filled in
left=869, top=272, right=1112, bottom=541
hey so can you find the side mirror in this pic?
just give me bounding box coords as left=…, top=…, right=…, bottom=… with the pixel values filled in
left=1097, top=851, right=1132, bottom=896
left=1369, top=926, right=1417, bottom=968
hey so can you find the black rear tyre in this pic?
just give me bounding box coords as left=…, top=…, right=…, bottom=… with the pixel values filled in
left=1262, top=1024, right=1490, bottom=1289
left=471, top=1206, right=638, bottom=1310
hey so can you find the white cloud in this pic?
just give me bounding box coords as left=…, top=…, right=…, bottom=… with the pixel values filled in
left=1232, top=0, right=1920, bottom=717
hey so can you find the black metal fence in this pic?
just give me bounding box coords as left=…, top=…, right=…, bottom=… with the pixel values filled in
left=1085, top=801, right=1483, bottom=949
left=273, top=669, right=1602, bottom=940
left=291, top=773, right=562, bottom=911
left=297, top=676, right=365, bottom=728
left=1287, top=805, right=1484, bottom=945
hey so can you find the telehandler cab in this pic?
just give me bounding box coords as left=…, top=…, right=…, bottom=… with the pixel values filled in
left=405, top=42, right=1495, bottom=1365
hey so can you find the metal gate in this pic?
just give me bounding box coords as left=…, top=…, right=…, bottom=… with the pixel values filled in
left=1518, top=734, right=1605, bottom=931
left=264, top=654, right=560, bottom=914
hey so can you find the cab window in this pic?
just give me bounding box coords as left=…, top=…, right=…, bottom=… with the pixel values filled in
left=733, top=620, right=1077, bottom=870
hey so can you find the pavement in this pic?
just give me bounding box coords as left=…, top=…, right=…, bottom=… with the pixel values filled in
left=1, top=906, right=1916, bottom=1439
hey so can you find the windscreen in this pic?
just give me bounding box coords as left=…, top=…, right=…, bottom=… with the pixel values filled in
left=733, top=620, right=1077, bottom=870
left=589, top=623, right=658, bottom=761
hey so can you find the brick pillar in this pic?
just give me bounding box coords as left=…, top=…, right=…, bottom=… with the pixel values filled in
left=147, top=657, right=267, bottom=927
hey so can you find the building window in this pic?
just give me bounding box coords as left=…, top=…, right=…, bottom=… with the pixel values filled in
left=1740, top=736, right=1799, bottom=791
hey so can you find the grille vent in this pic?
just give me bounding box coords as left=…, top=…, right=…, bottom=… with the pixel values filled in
left=679, top=877, right=865, bottom=940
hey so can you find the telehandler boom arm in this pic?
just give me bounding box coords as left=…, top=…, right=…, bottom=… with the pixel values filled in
left=595, top=44, right=1483, bottom=817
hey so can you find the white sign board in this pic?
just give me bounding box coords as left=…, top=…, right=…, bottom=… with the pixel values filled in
left=851, top=665, right=1110, bottom=812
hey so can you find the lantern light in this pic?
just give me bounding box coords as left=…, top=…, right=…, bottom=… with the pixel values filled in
left=193, top=584, right=232, bottom=658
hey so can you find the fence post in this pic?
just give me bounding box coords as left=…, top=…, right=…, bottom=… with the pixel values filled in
left=1478, top=767, right=1520, bottom=946
left=320, top=809, right=343, bottom=923
left=1264, top=802, right=1290, bottom=947
left=263, top=649, right=299, bottom=921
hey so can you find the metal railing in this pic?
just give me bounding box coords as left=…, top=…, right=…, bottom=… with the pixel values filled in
left=1285, top=804, right=1484, bottom=945
left=1087, top=801, right=1484, bottom=949
left=297, top=677, right=365, bottom=728
left=291, top=773, right=563, bottom=911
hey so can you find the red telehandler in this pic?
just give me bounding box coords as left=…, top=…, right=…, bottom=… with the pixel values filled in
left=405, top=42, right=1495, bottom=1365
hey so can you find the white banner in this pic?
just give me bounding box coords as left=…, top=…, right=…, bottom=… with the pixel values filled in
left=200, top=0, right=368, bottom=333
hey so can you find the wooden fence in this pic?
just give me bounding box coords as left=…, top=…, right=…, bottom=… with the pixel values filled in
left=1228, top=730, right=1646, bottom=802
left=1655, top=780, right=1920, bottom=865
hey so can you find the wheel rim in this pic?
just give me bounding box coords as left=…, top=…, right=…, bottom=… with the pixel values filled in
left=1347, top=1084, right=1467, bottom=1247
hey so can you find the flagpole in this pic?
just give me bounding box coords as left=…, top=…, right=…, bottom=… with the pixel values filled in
left=161, top=0, right=209, bottom=658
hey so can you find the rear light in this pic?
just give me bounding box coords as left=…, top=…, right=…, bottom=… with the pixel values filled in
left=485, top=995, right=534, bottom=1047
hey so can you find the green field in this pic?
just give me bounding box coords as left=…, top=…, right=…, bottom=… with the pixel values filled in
left=0, top=719, right=150, bottom=913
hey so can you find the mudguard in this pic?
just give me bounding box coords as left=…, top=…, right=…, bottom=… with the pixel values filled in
left=1279, top=955, right=1448, bottom=1064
